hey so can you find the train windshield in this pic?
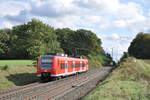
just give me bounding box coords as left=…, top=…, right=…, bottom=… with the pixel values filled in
left=40, top=56, right=53, bottom=70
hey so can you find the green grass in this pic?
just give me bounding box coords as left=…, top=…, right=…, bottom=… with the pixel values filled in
left=87, top=54, right=112, bottom=70
left=0, top=60, right=36, bottom=89
left=0, top=60, right=34, bottom=67
left=0, top=66, right=36, bottom=89
left=83, top=57, right=150, bottom=100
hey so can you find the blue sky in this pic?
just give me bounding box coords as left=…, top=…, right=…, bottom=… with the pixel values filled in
left=0, top=0, right=150, bottom=60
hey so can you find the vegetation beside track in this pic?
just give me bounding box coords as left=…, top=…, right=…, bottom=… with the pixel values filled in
left=83, top=57, right=150, bottom=100
left=0, top=60, right=34, bottom=67
left=88, top=54, right=113, bottom=69
left=0, top=66, right=36, bottom=89
left=128, top=33, right=150, bottom=59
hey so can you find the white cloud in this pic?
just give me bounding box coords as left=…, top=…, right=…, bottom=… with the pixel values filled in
left=5, top=10, right=30, bottom=23
left=0, top=1, right=30, bottom=17
left=2, top=0, right=148, bottom=33
left=74, top=0, right=120, bottom=13
left=30, top=0, right=75, bottom=17
left=118, top=2, right=144, bottom=20
left=102, top=34, right=120, bottom=40
left=114, top=20, right=127, bottom=28
left=1, top=21, right=13, bottom=29
left=100, top=34, right=133, bottom=61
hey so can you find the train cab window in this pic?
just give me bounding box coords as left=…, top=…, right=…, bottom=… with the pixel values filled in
left=40, top=56, right=53, bottom=70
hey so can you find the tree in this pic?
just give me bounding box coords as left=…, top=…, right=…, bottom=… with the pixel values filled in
left=0, top=30, right=10, bottom=59
left=55, top=28, right=74, bottom=55
left=56, top=28, right=104, bottom=57
left=0, top=19, right=112, bottom=67
left=11, top=19, right=62, bottom=59
left=69, top=29, right=104, bottom=56
left=120, top=52, right=129, bottom=62
left=128, top=32, right=150, bottom=59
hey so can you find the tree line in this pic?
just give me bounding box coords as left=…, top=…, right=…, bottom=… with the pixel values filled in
left=120, top=32, right=150, bottom=61
left=128, top=32, right=150, bottom=59
left=0, top=19, right=112, bottom=65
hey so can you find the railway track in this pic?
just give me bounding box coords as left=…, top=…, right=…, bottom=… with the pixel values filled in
left=25, top=75, right=89, bottom=100
left=0, top=83, right=39, bottom=95
left=0, top=67, right=112, bottom=100
left=0, top=74, right=83, bottom=100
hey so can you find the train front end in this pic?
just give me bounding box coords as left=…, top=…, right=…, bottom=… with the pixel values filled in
left=36, top=55, right=56, bottom=80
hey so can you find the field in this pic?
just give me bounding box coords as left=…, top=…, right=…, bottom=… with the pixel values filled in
left=83, top=57, right=150, bottom=100
left=0, top=66, right=36, bottom=89
left=0, top=60, right=36, bottom=89
left=0, top=60, right=34, bottom=67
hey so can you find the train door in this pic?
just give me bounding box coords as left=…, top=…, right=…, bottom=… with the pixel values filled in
left=73, top=61, right=75, bottom=72
left=65, top=61, right=68, bottom=74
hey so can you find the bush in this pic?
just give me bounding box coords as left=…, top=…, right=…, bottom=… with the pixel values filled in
left=0, top=65, right=8, bottom=70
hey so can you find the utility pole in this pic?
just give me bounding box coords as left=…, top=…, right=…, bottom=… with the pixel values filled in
left=111, top=47, right=113, bottom=60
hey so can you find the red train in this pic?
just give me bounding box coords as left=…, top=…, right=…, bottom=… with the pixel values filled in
left=36, top=54, right=88, bottom=80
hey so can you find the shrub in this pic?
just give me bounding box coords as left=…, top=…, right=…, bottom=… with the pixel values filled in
left=0, top=65, right=8, bottom=70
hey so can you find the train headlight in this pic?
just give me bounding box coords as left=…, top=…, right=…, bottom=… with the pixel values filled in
left=37, top=74, right=41, bottom=77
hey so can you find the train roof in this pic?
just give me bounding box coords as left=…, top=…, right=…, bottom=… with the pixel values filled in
left=55, top=56, right=88, bottom=61
left=41, top=55, right=88, bottom=61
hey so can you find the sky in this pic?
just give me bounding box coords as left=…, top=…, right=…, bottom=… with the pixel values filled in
left=0, top=0, right=150, bottom=61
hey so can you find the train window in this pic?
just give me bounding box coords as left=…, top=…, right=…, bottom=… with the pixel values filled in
left=75, top=63, right=80, bottom=67
left=60, top=63, right=62, bottom=69
left=72, top=61, right=75, bottom=68
left=65, top=62, right=68, bottom=68
left=82, top=63, right=85, bottom=67
left=80, top=62, right=82, bottom=67
left=75, top=63, right=77, bottom=67
left=57, top=59, right=60, bottom=66
left=78, top=63, right=80, bottom=67
left=60, top=63, right=65, bottom=69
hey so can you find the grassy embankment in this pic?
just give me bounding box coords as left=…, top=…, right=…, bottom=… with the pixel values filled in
left=83, top=57, right=150, bottom=100
left=88, top=55, right=112, bottom=70
left=0, top=60, right=36, bottom=89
